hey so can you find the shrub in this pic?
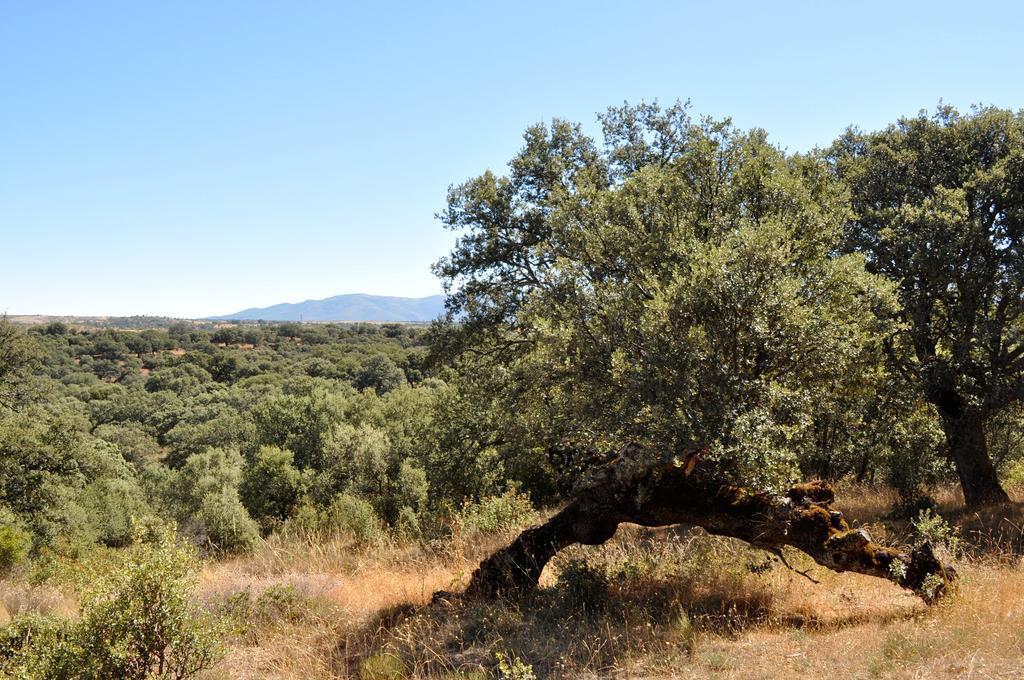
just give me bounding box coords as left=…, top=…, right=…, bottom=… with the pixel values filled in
left=0, top=614, right=77, bottom=677
left=192, top=491, right=260, bottom=554
left=457, top=491, right=536, bottom=536
left=360, top=651, right=408, bottom=679
left=0, top=524, right=31, bottom=575
left=77, top=477, right=152, bottom=547
left=1005, top=457, right=1024, bottom=490
left=355, top=355, right=406, bottom=395
left=395, top=506, right=421, bottom=542
left=324, top=493, right=383, bottom=545
left=912, top=508, right=963, bottom=558
left=70, top=524, right=223, bottom=678
left=670, top=606, right=696, bottom=655
left=168, top=447, right=261, bottom=553
left=495, top=652, right=537, bottom=680
left=218, top=583, right=314, bottom=640
left=556, top=558, right=609, bottom=612
left=2, top=524, right=223, bottom=679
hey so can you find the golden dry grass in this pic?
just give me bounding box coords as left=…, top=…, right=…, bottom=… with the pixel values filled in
left=0, top=581, right=76, bottom=622
left=5, top=486, right=1024, bottom=678
left=190, top=486, right=1024, bottom=679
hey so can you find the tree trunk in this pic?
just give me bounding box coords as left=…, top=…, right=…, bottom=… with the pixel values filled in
left=941, top=415, right=1010, bottom=507
left=449, top=444, right=955, bottom=603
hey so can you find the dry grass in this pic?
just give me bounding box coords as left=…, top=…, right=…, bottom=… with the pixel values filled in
left=198, top=529, right=516, bottom=679
left=6, top=486, right=1024, bottom=678
left=192, top=485, right=1024, bottom=678
left=0, top=580, right=76, bottom=623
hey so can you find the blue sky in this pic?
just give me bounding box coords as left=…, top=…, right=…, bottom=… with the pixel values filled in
left=2, top=1, right=1022, bottom=317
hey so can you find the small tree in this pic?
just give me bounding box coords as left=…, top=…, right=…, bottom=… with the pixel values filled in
left=833, top=106, right=1024, bottom=506
left=240, top=445, right=304, bottom=525
left=356, top=354, right=406, bottom=395
left=0, top=316, right=39, bottom=409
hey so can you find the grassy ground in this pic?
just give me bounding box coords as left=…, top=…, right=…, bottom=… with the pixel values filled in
left=4, top=486, right=1024, bottom=678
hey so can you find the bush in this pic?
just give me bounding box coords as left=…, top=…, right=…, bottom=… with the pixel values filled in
left=167, top=447, right=261, bottom=553
left=218, top=583, right=314, bottom=638
left=495, top=652, right=538, bottom=680
left=77, top=477, right=152, bottom=547
left=1005, top=457, right=1024, bottom=490
left=277, top=494, right=384, bottom=546
left=1, top=524, right=223, bottom=679
left=457, top=491, right=536, bottom=536
left=0, top=614, right=77, bottom=677
left=355, top=355, right=406, bottom=395
left=0, top=524, right=31, bottom=575
left=912, top=508, right=963, bottom=558
left=192, top=491, right=260, bottom=554
left=324, top=493, right=383, bottom=545
left=360, top=651, right=408, bottom=679
left=395, top=506, right=421, bottom=542
left=556, top=558, right=609, bottom=612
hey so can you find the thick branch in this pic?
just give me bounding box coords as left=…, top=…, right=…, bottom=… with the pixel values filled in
left=458, top=445, right=955, bottom=602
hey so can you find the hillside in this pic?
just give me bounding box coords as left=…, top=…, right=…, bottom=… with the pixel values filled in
left=211, top=293, right=446, bottom=322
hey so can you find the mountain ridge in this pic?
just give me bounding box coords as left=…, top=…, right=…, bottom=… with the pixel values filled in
left=211, top=293, right=446, bottom=322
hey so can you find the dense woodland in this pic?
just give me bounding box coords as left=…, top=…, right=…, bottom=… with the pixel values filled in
left=2, top=103, right=1024, bottom=677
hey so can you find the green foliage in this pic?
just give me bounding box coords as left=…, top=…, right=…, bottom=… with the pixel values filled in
left=394, top=505, right=422, bottom=541
left=0, top=521, right=31, bottom=574
left=456, top=490, right=536, bottom=536
left=833, top=105, right=1024, bottom=504
left=240, top=445, right=304, bottom=526
left=323, top=493, right=384, bottom=545
left=356, top=354, right=406, bottom=395
left=0, top=614, right=77, bottom=677
left=1006, top=457, right=1024, bottom=489
left=556, top=558, right=610, bottom=612
left=76, top=477, right=152, bottom=547
left=495, top=651, right=538, bottom=680
left=0, top=317, right=40, bottom=408
left=1, top=524, right=223, bottom=679
left=278, top=492, right=385, bottom=546
left=434, top=101, right=899, bottom=492
left=912, top=509, right=963, bottom=558
left=252, top=393, right=335, bottom=470
left=192, top=491, right=261, bottom=554
left=360, top=652, right=408, bottom=680
left=167, top=447, right=260, bottom=553
left=217, top=583, right=316, bottom=638
left=670, top=607, right=696, bottom=655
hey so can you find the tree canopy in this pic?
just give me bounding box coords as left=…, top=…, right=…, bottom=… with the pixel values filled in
left=434, top=102, right=897, bottom=492
left=833, top=106, right=1024, bottom=505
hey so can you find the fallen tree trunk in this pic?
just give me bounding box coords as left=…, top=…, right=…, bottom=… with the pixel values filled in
left=457, top=445, right=955, bottom=602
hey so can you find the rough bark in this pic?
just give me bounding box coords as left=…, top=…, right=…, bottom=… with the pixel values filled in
left=941, top=414, right=1010, bottom=507
left=454, top=445, right=956, bottom=602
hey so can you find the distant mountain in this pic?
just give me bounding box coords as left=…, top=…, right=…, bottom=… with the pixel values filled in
left=211, top=294, right=446, bottom=322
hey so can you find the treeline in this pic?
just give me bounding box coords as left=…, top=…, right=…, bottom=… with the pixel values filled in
left=0, top=319, right=539, bottom=566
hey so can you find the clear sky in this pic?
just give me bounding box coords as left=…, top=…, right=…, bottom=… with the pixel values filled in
left=2, top=1, right=1022, bottom=317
